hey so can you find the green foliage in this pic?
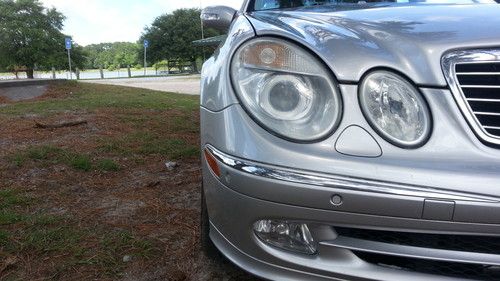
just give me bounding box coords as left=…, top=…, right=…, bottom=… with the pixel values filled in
left=0, top=0, right=86, bottom=77
left=153, top=60, right=169, bottom=70
left=0, top=189, right=30, bottom=209
left=11, top=145, right=93, bottom=171
left=69, top=154, right=92, bottom=171
left=0, top=189, right=156, bottom=277
left=0, top=82, right=199, bottom=116
left=140, top=8, right=221, bottom=70
left=83, top=42, right=140, bottom=69
left=96, top=159, right=120, bottom=172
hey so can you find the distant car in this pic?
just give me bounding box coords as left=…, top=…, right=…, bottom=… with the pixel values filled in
left=199, top=0, right=500, bottom=280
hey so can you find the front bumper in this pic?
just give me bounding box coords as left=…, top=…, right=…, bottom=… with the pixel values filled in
left=203, top=149, right=500, bottom=280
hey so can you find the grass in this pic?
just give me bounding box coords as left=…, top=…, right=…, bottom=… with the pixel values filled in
left=4, top=81, right=200, bottom=163
left=0, top=189, right=157, bottom=277
left=12, top=146, right=125, bottom=172
left=0, top=81, right=199, bottom=279
left=97, top=159, right=120, bottom=172
left=0, top=82, right=199, bottom=116
left=98, top=132, right=199, bottom=159
left=11, top=145, right=94, bottom=171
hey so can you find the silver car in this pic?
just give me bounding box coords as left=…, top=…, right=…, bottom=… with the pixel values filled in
left=199, top=0, right=500, bottom=280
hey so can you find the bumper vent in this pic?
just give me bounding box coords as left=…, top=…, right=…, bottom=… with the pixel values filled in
left=443, top=49, right=500, bottom=146
left=356, top=252, right=500, bottom=280
left=335, top=227, right=500, bottom=280
left=335, top=227, right=500, bottom=255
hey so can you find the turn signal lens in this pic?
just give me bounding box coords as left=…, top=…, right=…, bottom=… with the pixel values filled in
left=204, top=149, right=221, bottom=177
left=253, top=220, right=317, bottom=255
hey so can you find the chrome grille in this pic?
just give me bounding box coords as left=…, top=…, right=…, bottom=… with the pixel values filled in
left=442, top=49, right=500, bottom=146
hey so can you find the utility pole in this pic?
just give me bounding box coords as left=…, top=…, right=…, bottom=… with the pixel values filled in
left=200, top=0, right=206, bottom=61
left=65, top=38, right=72, bottom=79
left=144, top=40, right=149, bottom=76
left=67, top=50, right=72, bottom=79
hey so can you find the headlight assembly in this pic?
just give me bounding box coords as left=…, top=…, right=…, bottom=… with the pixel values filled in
left=230, top=38, right=342, bottom=142
left=359, top=71, right=432, bottom=148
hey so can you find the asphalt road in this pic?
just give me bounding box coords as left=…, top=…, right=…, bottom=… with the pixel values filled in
left=81, top=75, right=201, bottom=95
left=0, top=84, right=48, bottom=101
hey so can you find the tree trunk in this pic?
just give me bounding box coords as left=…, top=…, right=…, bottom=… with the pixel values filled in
left=191, top=59, right=198, bottom=74
left=26, top=68, right=34, bottom=79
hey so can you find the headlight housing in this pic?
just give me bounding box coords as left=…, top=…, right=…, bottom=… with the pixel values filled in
left=230, top=38, right=342, bottom=142
left=359, top=71, right=432, bottom=148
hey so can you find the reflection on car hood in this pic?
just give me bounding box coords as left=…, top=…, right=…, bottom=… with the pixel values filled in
left=247, top=3, right=500, bottom=86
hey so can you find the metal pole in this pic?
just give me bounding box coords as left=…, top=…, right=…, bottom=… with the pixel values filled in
left=144, top=46, right=147, bottom=76
left=67, top=49, right=72, bottom=80
left=200, top=0, right=206, bottom=61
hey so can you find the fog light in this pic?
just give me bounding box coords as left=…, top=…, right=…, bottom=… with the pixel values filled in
left=253, top=220, right=317, bottom=255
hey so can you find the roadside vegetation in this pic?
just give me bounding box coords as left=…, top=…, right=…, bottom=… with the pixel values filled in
left=0, top=0, right=219, bottom=78
left=0, top=82, right=252, bottom=280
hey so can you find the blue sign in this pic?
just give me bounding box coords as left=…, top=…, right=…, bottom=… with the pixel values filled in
left=144, top=40, right=149, bottom=48
left=65, top=38, right=72, bottom=50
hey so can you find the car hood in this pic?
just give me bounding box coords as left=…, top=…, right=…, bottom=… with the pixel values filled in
left=246, top=3, right=500, bottom=86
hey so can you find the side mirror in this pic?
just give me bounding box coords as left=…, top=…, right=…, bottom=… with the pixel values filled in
left=201, top=6, right=237, bottom=33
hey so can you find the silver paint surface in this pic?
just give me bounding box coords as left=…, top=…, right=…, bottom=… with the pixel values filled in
left=247, top=3, right=500, bottom=86
left=199, top=2, right=500, bottom=280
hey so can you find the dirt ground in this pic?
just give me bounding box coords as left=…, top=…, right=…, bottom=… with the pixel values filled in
left=0, top=82, right=258, bottom=280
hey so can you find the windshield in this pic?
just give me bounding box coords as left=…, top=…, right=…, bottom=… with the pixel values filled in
left=253, top=0, right=494, bottom=10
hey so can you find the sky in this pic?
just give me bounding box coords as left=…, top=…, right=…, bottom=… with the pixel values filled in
left=40, top=0, right=244, bottom=46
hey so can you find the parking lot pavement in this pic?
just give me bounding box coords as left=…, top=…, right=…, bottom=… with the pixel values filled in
left=81, top=75, right=201, bottom=95
left=0, top=85, right=48, bottom=101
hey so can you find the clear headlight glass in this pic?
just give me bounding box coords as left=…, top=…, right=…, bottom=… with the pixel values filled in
left=230, top=38, right=342, bottom=142
left=359, top=71, right=432, bottom=148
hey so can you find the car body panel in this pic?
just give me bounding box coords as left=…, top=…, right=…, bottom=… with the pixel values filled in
left=199, top=2, right=500, bottom=280
left=201, top=86, right=500, bottom=198
left=200, top=14, right=254, bottom=112
left=247, top=3, right=500, bottom=86
left=203, top=163, right=500, bottom=281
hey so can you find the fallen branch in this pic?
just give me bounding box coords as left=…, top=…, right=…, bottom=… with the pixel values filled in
left=34, top=120, right=88, bottom=129
left=0, top=256, right=17, bottom=275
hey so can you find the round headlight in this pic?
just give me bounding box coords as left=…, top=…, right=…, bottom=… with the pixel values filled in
left=359, top=71, right=432, bottom=148
left=230, top=38, right=342, bottom=142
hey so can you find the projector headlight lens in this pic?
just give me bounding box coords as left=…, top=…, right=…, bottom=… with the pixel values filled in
left=359, top=71, right=432, bottom=148
left=230, top=38, right=342, bottom=142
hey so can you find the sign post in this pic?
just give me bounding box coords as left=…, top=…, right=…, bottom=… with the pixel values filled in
left=65, top=38, right=72, bottom=79
left=143, top=40, right=149, bottom=76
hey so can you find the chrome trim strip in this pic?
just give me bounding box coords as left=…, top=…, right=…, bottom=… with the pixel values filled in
left=467, top=98, right=500, bottom=102
left=442, top=49, right=500, bottom=145
left=475, top=112, right=500, bottom=116
left=457, top=72, right=500, bottom=75
left=460, top=85, right=500, bottom=89
left=206, top=145, right=499, bottom=203
left=321, top=236, right=500, bottom=266
left=484, top=125, right=500, bottom=130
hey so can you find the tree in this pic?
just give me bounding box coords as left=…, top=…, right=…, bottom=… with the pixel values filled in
left=0, top=0, right=85, bottom=78
left=83, top=42, right=140, bottom=69
left=140, top=8, right=220, bottom=73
